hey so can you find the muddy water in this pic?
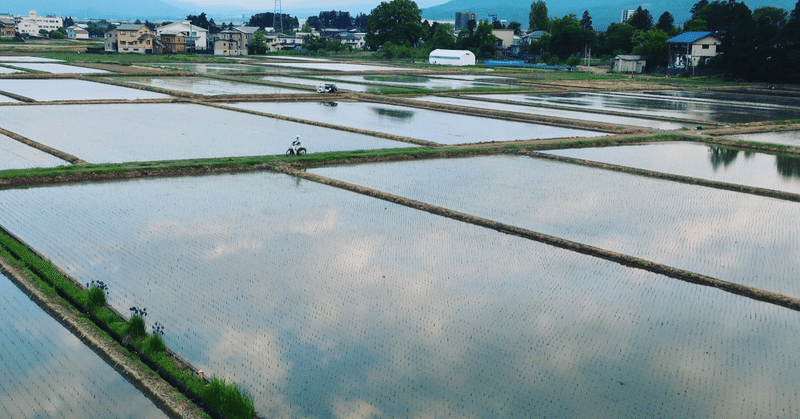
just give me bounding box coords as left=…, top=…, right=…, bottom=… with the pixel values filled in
left=475, top=91, right=800, bottom=123
left=0, top=273, right=167, bottom=419
left=2, top=172, right=800, bottom=418
left=543, top=141, right=800, bottom=193
left=228, top=101, right=606, bottom=144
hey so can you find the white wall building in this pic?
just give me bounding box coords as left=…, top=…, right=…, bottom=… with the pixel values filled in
left=429, top=49, right=476, bottom=66
left=17, top=10, right=62, bottom=36
left=66, top=26, right=89, bottom=39
left=156, top=21, right=208, bottom=51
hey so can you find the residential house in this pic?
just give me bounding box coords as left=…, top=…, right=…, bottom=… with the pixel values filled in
left=109, top=24, right=157, bottom=54
left=0, top=16, right=15, bottom=38
left=156, top=21, right=208, bottom=51
left=65, top=26, right=89, bottom=40
left=213, top=26, right=259, bottom=56
left=273, top=33, right=305, bottom=51
left=667, top=31, right=722, bottom=69
left=492, top=29, right=515, bottom=49
left=161, top=32, right=186, bottom=54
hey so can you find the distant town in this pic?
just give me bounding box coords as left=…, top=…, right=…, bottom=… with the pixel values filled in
left=1, top=0, right=798, bottom=82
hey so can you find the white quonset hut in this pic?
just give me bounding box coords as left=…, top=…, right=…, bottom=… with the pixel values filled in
left=429, top=49, right=476, bottom=66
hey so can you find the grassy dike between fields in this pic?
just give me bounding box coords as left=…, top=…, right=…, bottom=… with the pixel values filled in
left=0, top=227, right=255, bottom=419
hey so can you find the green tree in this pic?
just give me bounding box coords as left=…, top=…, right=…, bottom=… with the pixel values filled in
left=655, top=11, right=676, bottom=34
left=599, top=22, right=635, bottom=55
left=250, top=30, right=268, bottom=54
left=507, top=21, right=522, bottom=35
left=365, top=0, right=425, bottom=50
left=529, top=1, right=549, bottom=31
left=633, top=29, right=670, bottom=67
left=63, top=17, right=74, bottom=27
left=547, top=14, right=596, bottom=60
left=753, top=6, right=788, bottom=28
left=431, top=23, right=456, bottom=49
left=455, top=20, right=497, bottom=59
left=580, top=10, right=593, bottom=30
left=300, top=21, right=312, bottom=32
left=49, top=29, right=65, bottom=39
left=628, top=6, right=653, bottom=31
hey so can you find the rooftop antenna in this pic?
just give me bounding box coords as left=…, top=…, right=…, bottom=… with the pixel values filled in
left=273, top=0, right=283, bottom=34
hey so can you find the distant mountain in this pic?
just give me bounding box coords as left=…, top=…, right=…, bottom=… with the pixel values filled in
left=421, top=0, right=794, bottom=30
left=1, top=0, right=192, bottom=20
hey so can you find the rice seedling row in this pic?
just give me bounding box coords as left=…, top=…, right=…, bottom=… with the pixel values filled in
left=0, top=133, right=69, bottom=170
left=1, top=171, right=800, bottom=417
left=311, top=155, right=800, bottom=298
left=542, top=141, right=800, bottom=194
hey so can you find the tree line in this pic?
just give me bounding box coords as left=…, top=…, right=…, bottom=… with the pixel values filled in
left=527, top=0, right=799, bottom=81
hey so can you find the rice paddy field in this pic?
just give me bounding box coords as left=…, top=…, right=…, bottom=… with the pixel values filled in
left=543, top=141, right=800, bottom=194
left=2, top=172, right=800, bottom=418
left=1, top=53, right=800, bottom=419
left=0, top=272, right=168, bottom=419
left=228, top=101, right=606, bottom=144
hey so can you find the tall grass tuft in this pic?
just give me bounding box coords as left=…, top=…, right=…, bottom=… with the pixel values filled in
left=84, top=286, right=107, bottom=310
left=142, top=334, right=166, bottom=355
left=201, top=377, right=255, bottom=419
left=125, top=314, right=147, bottom=340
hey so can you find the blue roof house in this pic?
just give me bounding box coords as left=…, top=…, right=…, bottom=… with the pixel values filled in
left=666, top=31, right=722, bottom=70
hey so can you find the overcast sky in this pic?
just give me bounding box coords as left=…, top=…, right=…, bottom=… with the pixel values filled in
left=167, top=0, right=448, bottom=13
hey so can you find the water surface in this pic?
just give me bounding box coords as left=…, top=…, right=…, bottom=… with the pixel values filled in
left=124, top=77, right=307, bottom=96
left=1, top=172, right=799, bottom=418
left=8, top=63, right=109, bottom=74
left=416, top=95, right=693, bottom=130
left=730, top=130, right=800, bottom=147
left=0, top=103, right=415, bottom=163
left=543, top=141, right=800, bottom=193
left=313, top=155, right=800, bottom=297
left=0, top=133, right=69, bottom=170
left=0, top=79, right=171, bottom=101
left=229, top=101, right=606, bottom=144
left=0, top=273, right=167, bottom=419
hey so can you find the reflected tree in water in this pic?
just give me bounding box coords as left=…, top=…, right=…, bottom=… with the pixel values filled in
left=371, top=107, right=415, bottom=119
left=776, top=155, right=800, bottom=179
left=708, top=145, right=739, bottom=170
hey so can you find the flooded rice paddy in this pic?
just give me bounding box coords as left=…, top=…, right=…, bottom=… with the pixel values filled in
left=473, top=91, right=800, bottom=124
left=122, top=76, right=308, bottom=96
left=0, top=56, right=62, bottom=62
left=0, top=103, right=415, bottom=163
left=146, top=63, right=270, bottom=73
left=229, top=101, right=606, bottom=144
left=261, top=76, right=378, bottom=93
left=415, top=95, right=694, bottom=130
left=0, top=133, right=69, bottom=170
left=543, top=141, right=800, bottom=194
left=312, top=155, right=800, bottom=298
left=323, top=74, right=521, bottom=90
left=0, top=272, right=168, bottom=419
left=731, top=130, right=800, bottom=147
left=1, top=172, right=800, bottom=418
left=0, top=66, right=24, bottom=74
left=0, top=79, right=172, bottom=101
left=6, top=62, right=109, bottom=74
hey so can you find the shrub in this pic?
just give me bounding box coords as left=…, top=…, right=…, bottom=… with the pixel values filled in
left=125, top=314, right=147, bottom=340
left=142, top=334, right=166, bottom=355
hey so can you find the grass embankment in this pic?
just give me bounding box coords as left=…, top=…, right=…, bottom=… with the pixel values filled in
left=0, top=229, right=255, bottom=419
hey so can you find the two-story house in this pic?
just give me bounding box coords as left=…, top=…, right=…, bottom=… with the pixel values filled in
left=107, top=24, right=157, bottom=54
left=213, top=26, right=259, bottom=56
left=156, top=21, right=208, bottom=52
left=0, top=16, right=15, bottom=38
left=667, top=31, right=722, bottom=69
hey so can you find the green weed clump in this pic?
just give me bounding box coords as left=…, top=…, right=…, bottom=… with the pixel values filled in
left=142, top=334, right=166, bottom=355
left=125, top=314, right=147, bottom=340
left=199, top=377, right=255, bottom=419
left=83, top=286, right=107, bottom=310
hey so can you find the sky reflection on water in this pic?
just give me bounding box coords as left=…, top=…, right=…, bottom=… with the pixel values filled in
left=0, top=273, right=167, bottom=419
left=544, top=141, right=800, bottom=193
left=1, top=172, right=800, bottom=418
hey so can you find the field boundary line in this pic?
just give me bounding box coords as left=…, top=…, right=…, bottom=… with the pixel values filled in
left=281, top=166, right=800, bottom=313
left=0, top=126, right=86, bottom=164
left=523, top=150, right=800, bottom=203
left=0, top=253, right=207, bottom=419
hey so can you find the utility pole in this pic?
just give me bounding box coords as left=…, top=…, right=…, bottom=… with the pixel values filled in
left=273, top=0, right=283, bottom=34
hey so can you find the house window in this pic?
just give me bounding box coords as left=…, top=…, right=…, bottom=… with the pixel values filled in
left=702, top=44, right=709, bottom=49
left=120, top=31, right=125, bottom=36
